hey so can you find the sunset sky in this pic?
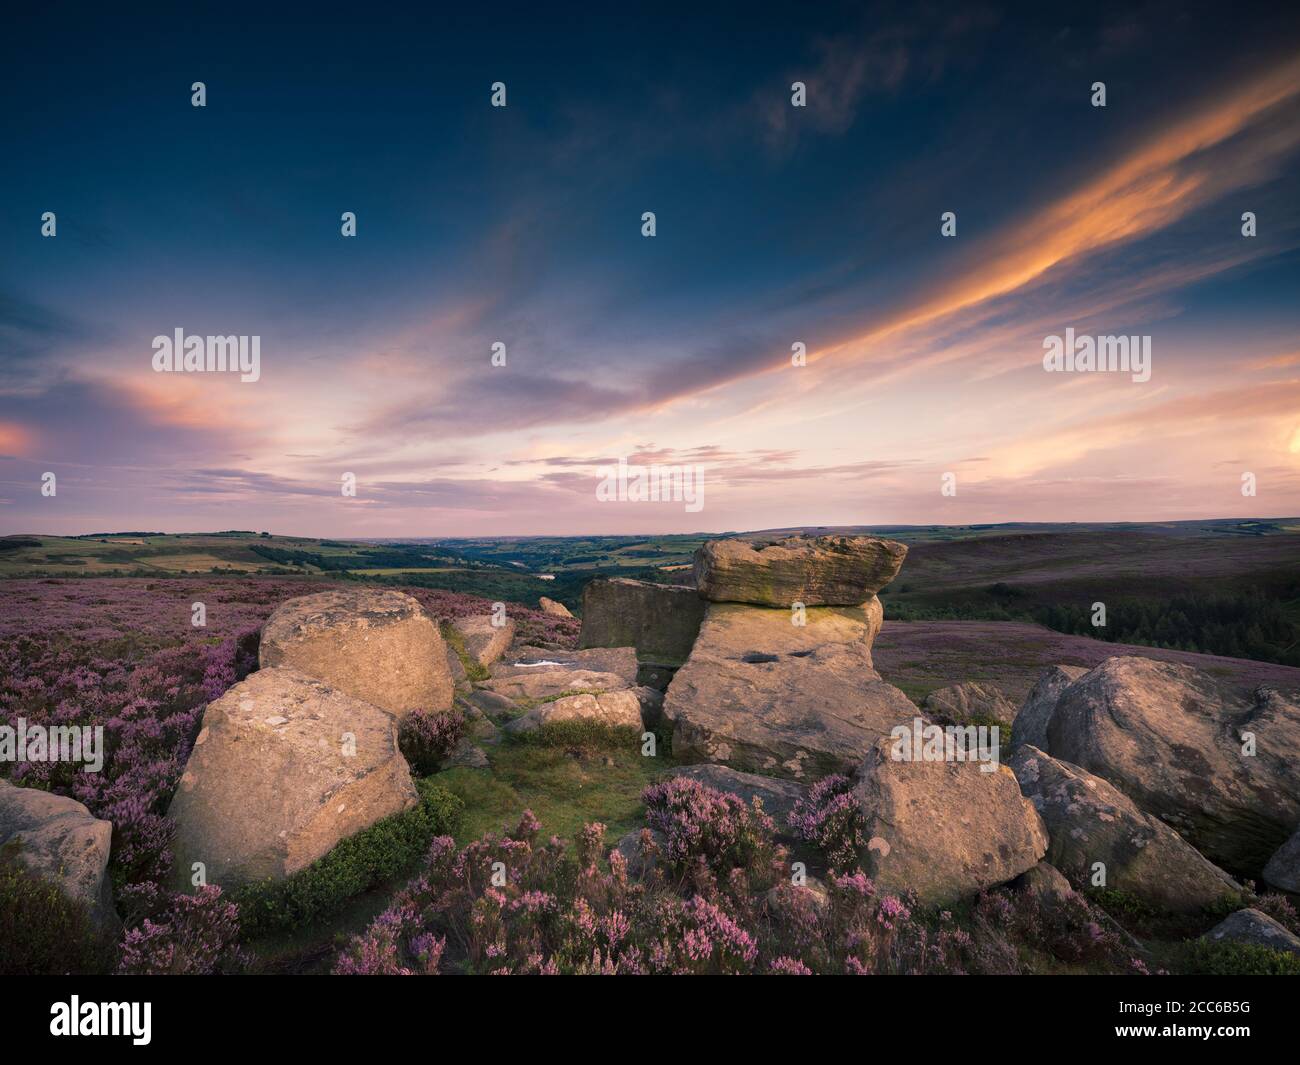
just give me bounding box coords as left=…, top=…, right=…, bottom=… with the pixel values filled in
left=2, top=2, right=1299, bottom=536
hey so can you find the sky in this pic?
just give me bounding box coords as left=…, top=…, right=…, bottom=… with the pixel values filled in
left=1, top=1, right=1299, bottom=536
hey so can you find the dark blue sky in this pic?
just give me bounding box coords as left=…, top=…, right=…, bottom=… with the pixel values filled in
left=2, top=2, right=1299, bottom=534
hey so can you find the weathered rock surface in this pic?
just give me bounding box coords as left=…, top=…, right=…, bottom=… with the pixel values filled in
left=1010, top=746, right=1241, bottom=913
left=0, top=779, right=118, bottom=933
left=483, top=645, right=639, bottom=702
left=1202, top=908, right=1300, bottom=958
left=1045, top=657, right=1300, bottom=876
left=665, top=602, right=915, bottom=780
left=694, top=534, right=907, bottom=607
left=449, top=614, right=517, bottom=670
left=445, top=644, right=467, bottom=684
left=260, top=588, right=452, bottom=717
left=538, top=596, right=574, bottom=618
left=922, top=681, right=1017, bottom=727
left=852, top=738, right=1048, bottom=906
left=1263, top=825, right=1300, bottom=893
left=504, top=689, right=645, bottom=735
left=168, top=667, right=418, bottom=889
left=1010, top=665, right=1088, bottom=750
left=579, top=578, right=706, bottom=665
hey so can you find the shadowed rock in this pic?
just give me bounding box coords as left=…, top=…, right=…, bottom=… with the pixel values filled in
left=1045, top=656, right=1300, bottom=877
left=1010, top=745, right=1241, bottom=913
left=852, top=737, right=1048, bottom=906
left=1010, top=665, right=1088, bottom=750
left=260, top=588, right=452, bottom=717
left=1202, top=908, right=1300, bottom=958
left=665, top=602, right=915, bottom=780
left=1263, top=825, right=1300, bottom=893
left=694, top=534, right=907, bottom=607
left=579, top=578, right=706, bottom=665
left=0, top=779, right=118, bottom=934
left=168, top=667, right=417, bottom=889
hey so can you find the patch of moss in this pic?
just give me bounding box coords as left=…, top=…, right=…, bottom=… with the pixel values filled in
left=434, top=727, right=673, bottom=847
left=440, top=622, right=489, bottom=682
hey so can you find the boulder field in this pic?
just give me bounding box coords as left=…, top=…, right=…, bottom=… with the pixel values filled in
left=23, top=531, right=1292, bottom=927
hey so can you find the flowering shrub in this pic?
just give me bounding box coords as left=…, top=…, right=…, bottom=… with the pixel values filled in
left=0, top=577, right=565, bottom=969
left=398, top=708, right=467, bottom=774
left=117, top=886, right=248, bottom=975
left=334, top=773, right=1150, bottom=975
left=787, top=774, right=864, bottom=874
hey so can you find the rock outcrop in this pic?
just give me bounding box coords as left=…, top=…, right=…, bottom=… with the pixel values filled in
left=1202, top=908, right=1300, bottom=958
left=448, top=614, right=516, bottom=670
left=1045, top=657, right=1300, bottom=876
left=1010, top=665, right=1087, bottom=750
left=579, top=578, right=706, bottom=665
left=168, top=667, right=418, bottom=889
left=1010, top=746, right=1241, bottom=913
left=0, top=779, right=118, bottom=933
left=852, top=738, right=1048, bottom=906
left=665, top=602, right=915, bottom=780
left=260, top=588, right=452, bottom=717
left=922, top=681, right=1017, bottom=727
left=694, top=534, right=907, bottom=607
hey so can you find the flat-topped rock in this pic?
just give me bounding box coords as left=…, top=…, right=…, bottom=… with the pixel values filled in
left=665, top=603, right=916, bottom=780
left=448, top=614, right=516, bottom=669
left=484, top=645, right=640, bottom=704
left=0, top=779, right=118, bottom=934
left=579, top=578, right=706, bottom=666
left=260, top=588, right=452, bottom=717
left=853, top=738, right=1048, bottom=906
left=504, top=690, right=646, bottom=735
left=1011, top=745, right=1241, bottom=913
left=1045, top=656, right=1300, bottom=877
left=694, top=534, right=907, bottom=607
left=168, top=666, right=418, bottom=889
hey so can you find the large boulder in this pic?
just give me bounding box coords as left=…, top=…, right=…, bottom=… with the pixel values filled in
left=665, top=602, right=916, bottom=780
left=1263, top=825, right=1300, bottom=893
left=1045, top=657, right=1300, bottom=876
left=694, top=534, right=906, bottom=607
left=260, top=588, right=452, bottom=717
left=1202, top=909, right=1300, bottom=958
left=1010, top=746, right=1241, bottom=913
left=1010, top=665, right=1088, bottom=750
left=0, top=779, right=118, bottom=933
left=922, top=681, right=1017, bottom=727
left=852, top=738, right=1048, bottom=906
left=168, top=667, right=418, bottom=889
left=579, top=578, right=706, bottom=665
left=448, top=614, right=516, bottom=670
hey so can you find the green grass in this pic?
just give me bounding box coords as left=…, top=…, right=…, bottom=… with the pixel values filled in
left=440, top=622, right=489, bottom=681
left=432, top=725, right=673, bottom=847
